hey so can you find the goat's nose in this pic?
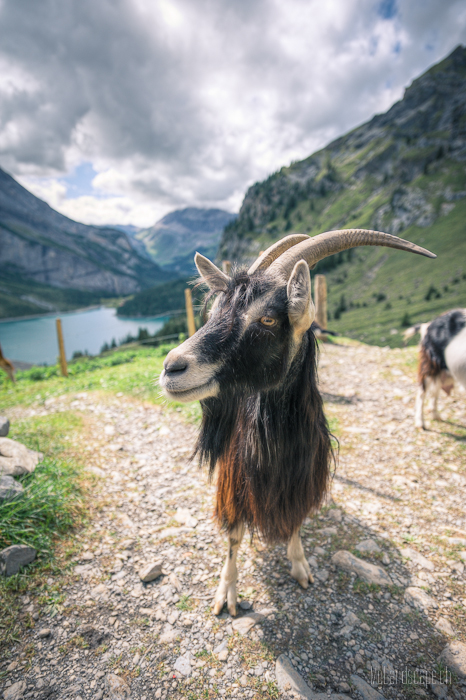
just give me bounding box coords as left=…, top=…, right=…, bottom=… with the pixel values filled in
left=164, top=356, right=188, bottom=374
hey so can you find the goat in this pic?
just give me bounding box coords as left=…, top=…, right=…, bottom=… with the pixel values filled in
left=160, top=229, right=435, bottom=615
left=413, top=309, right=466, bottom=429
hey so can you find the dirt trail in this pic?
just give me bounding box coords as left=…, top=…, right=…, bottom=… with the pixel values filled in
left=2, top=342, right=466, bottom=700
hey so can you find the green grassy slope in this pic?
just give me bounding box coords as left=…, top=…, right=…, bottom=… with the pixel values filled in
left=324, top=195, right=466, bottom=346
left=218, top=46, right=466, bottom=346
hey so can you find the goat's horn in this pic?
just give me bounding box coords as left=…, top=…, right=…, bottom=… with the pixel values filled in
left=267, top=229, right=436, bottom=279
left=248, top=234, right=310, bottom=275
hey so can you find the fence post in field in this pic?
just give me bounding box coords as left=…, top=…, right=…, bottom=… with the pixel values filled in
left=56, top=318, right=68, bottom=377
left=222, top=260, right=231, bottom=276
left=314, top=274, right=327, bottom=331
left=185, top=289, right=196, bottom=337
left=0, top=343, right=15, bottom=383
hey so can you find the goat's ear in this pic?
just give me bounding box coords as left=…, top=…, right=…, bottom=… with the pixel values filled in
left=195, top=253, right=230, bottom=291
left=286, top=260, right=315, bottom=333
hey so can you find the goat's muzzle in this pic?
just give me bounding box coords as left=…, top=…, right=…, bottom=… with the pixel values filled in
left=159, top=343, right=220, bottom=402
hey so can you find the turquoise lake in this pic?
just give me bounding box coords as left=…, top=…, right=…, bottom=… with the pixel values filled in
left=0, top=307, right=169, bottom=366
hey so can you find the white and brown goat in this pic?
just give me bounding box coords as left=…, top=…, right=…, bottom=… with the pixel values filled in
left=411, top=309, right=466, bottom=429
left=160, top=229, right=435, bottom=615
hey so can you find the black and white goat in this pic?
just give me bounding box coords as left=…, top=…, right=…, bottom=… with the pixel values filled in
left=160, top=229, right=435, bottom=615
left=412, top=309, right=466, bottom=429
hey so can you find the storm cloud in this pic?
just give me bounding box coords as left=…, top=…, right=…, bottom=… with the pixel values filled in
left=0, top=0, right=465, bottom=225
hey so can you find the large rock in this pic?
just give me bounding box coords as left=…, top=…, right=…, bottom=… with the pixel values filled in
left=105, top=673, right=131, bottom=700
left=0, top=545, right=36, bottom=576
left=3, top=681, right=27, bottom=700
left=0, top=475, right=24, bottom=502
left=350, top=674, right=385, bottom=699
left=400, top=547, right=434, bottom=571
left=438, top=641, right=466, bottom=678
left=404, top=587, right=438, bottom=611
left=331, top=550, right=391, bottom=586
left=275, top=655, right=348, bottom=699
left=0, top=416, right=9, bottom=437
left=0, top=438, right=43, bottom=477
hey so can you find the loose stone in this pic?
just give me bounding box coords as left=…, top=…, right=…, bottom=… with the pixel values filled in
left=139, top=561, right=163, bottom=583
left=0, top=416, right=9, bottom=437
left=355, top=539, right=381, bottom=554
left=331, top=550, right=391, bottom=586
left=400, top=547, right=435, bottom=571
left=435, top=617, right=455, bottom=636
left=106, top=673, right=131, bottom=699
left=350, top=674, right=385, bottom=699
left=231, top=612, right=264, bottom=636
left=3, top=681, right=27, bottom=700
left=0, top=545, right=36, bottom=576
left=404, top=587, right=438, bottom=611
left=0, top=437, right=42, bottom=476
left=0, top=475, right=24, bottom=502
left=438, top=641, right=466, bottom=678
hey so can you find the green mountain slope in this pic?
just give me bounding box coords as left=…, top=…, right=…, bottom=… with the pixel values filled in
left=219, top=45, right=466, bottom=346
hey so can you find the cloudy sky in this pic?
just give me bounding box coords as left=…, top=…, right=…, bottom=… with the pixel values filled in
left=0, top=0, right=465, bottom=228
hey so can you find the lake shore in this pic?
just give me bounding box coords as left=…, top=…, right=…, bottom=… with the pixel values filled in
left=0, top=304, right=103, bottom=324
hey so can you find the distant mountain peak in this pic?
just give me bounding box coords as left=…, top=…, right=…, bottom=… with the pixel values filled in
left=136, top=206, right=236, bottom=275
left=0, top=165, right=173, bottom=300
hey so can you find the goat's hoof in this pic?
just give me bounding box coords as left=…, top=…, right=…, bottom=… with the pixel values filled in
left=290, top=559, right=314, bottom=589
left=213, top=582, right=237, bottom=617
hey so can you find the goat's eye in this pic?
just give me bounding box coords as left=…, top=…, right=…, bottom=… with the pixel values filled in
left=260, top=316, right=277, bottom=327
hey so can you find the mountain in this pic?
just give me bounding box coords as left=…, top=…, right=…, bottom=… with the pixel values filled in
left=0, top=167, right=174, bottom=318
left=219, top=45, right=466, bottom=347
left=136, top=207, right=236, bottom=275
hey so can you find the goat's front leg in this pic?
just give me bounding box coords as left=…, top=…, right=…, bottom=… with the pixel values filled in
left=213, top=523, right=245, bottom=617
left=287, top=529, right=314, bottom=589
left=414, top=382, right=426, bottom=429
left=431, top=378, right=441, bottom=421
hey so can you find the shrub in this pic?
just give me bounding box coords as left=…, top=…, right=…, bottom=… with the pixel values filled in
left=425, top=284, right=441, bottom=301
left=401, top=312, right=412, bottom=328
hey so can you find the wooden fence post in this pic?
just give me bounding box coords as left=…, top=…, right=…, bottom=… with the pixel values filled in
left=222, top=260, right=231, bottom=275
left=314, top=275, right=327, bottom=330
left=56, top=318, right=68, bottom=377
left=0, top=343, right=15, bottom=383
left=184, top=289, right=196, bottom=337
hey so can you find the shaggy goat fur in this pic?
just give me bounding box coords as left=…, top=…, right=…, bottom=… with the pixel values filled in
left=418, top=309, right=466, bottom=387
left=193, top=272, right=332, bottom=544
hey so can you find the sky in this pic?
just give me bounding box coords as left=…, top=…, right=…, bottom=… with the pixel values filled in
left=0, top=0, right=465, bottom=228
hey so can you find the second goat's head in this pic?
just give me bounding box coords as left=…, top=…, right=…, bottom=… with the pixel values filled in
left=160, top=229, right=435, bottom=402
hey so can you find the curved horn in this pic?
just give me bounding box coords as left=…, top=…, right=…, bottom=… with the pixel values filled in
left=267, top=229, right=436, bottom=280
left=248, top=234, right=310, bottom=275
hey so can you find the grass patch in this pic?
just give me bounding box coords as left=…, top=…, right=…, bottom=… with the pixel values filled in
left=0, top=411, right=90, bottom=657
left=1, top=343, right=201, bottom=424
left=1, top=412, right=87, bottom=552
left=176, top=594, right=194, bottom=611
left=353, top=578, right=381, bottom=595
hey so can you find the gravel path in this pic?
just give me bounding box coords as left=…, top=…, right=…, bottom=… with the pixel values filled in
left=2, top=342, right=466, bottom=700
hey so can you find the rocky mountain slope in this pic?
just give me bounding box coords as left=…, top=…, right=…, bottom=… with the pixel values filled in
left=0, top=168, right=172, bottom=318
left=219, top=45, right=466, bottom=346
left=136, top=208, right=236, bottom=275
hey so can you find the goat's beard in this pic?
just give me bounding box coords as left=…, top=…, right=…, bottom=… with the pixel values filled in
left=193, top=330, right=334, bottom=543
